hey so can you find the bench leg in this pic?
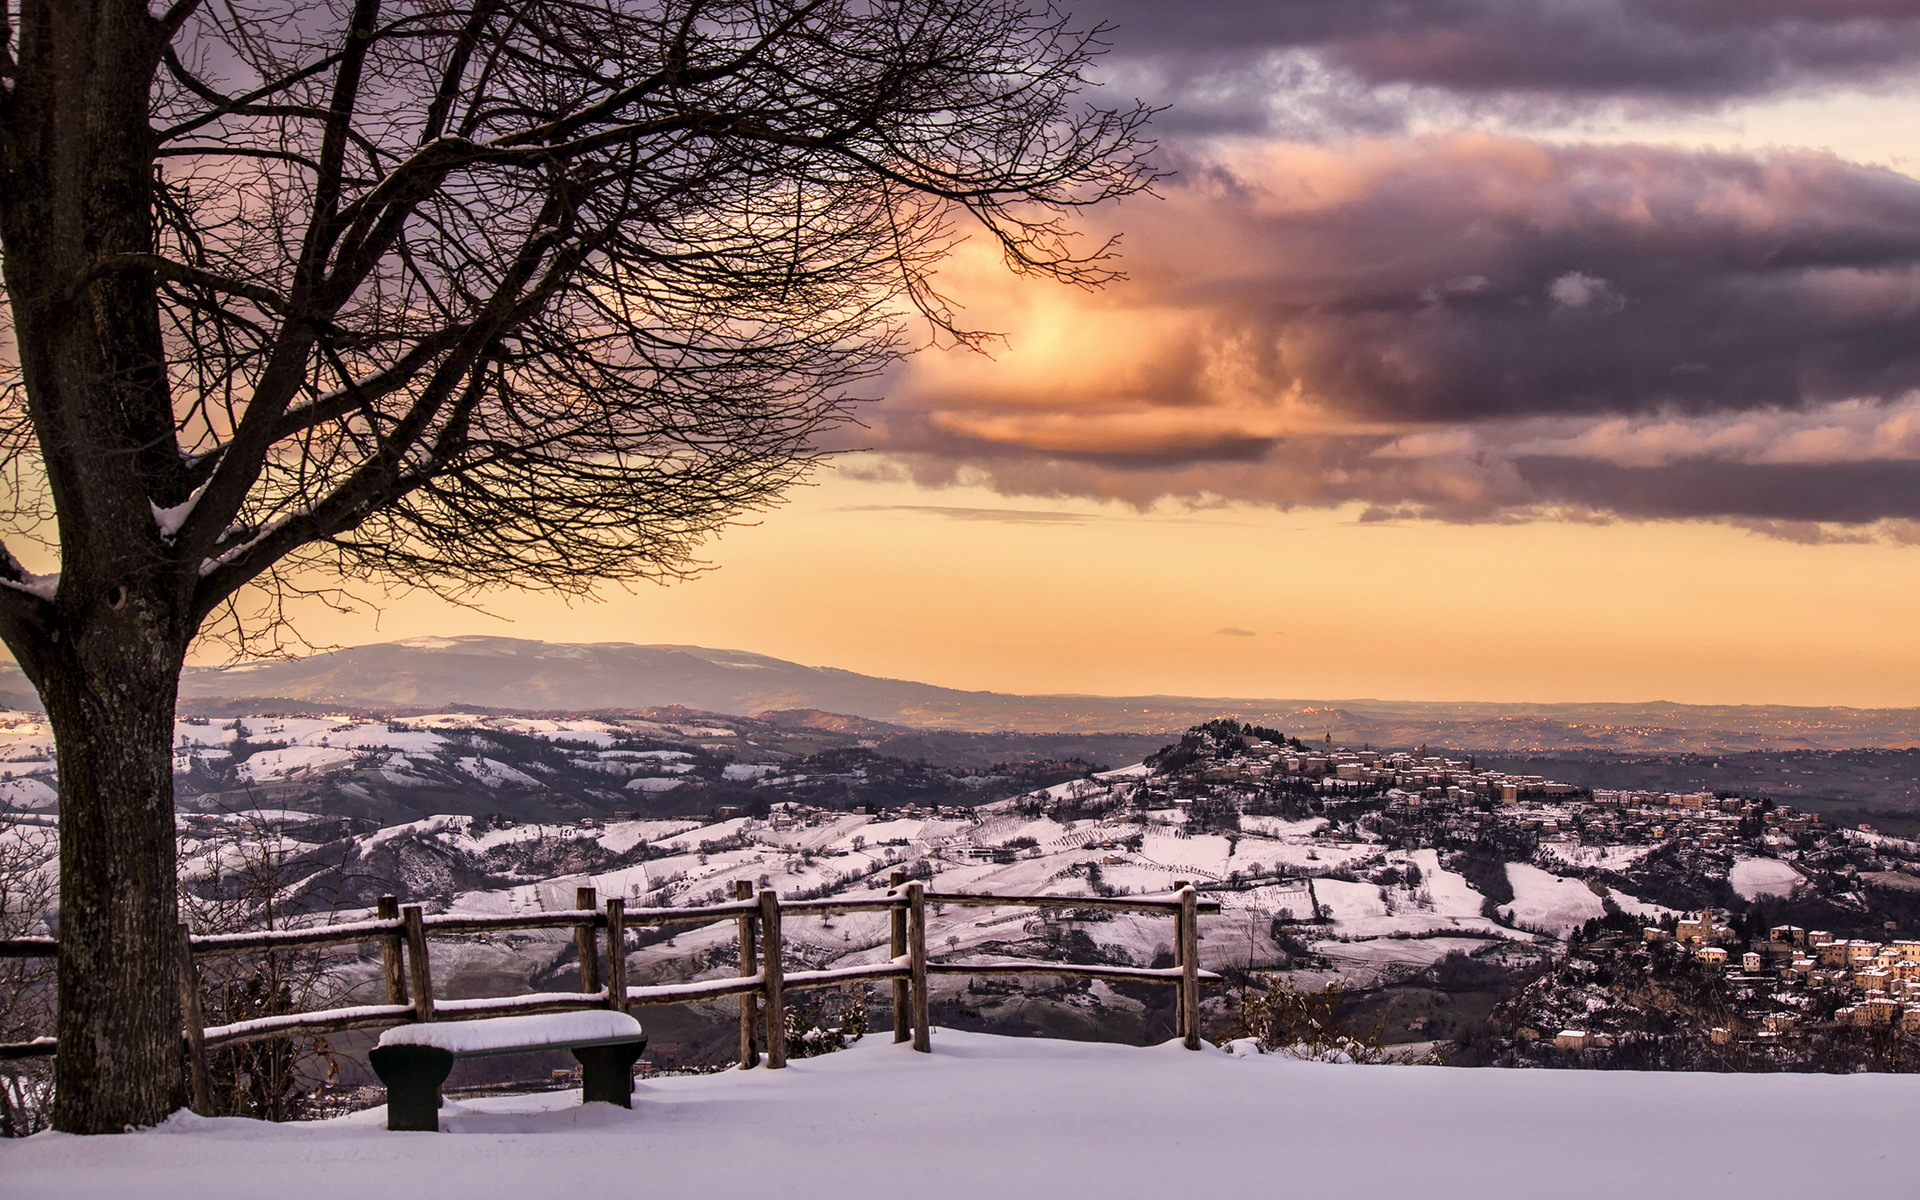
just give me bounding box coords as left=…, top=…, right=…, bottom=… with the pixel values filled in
left=573, top=1039, right=647, bottom=1107
left=369, top=1045, right=456, bottom=1131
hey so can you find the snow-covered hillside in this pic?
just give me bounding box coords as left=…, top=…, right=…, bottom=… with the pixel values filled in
left=5, top=1030, right=1912, bottom=1200
left=5, top=714, right=1703, bottom=1059
left=0, top=706, right=1114, bottom=827
left=17, top=713, right=1916, bottom=1069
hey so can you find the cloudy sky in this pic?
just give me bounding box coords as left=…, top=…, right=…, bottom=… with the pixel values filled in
left=289, top=1, right=1920, bottom=707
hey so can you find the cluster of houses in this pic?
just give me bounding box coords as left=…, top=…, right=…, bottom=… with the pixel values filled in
left=1193, top=740, right=1583, bottom=807
left=1113, top=733, right=1841, bottom=863
left=705, top=799, right=974, bottom=829
left=1245, top=745, right=1831, bottom=854
left=1648, top=911, right=1920, bottom=1033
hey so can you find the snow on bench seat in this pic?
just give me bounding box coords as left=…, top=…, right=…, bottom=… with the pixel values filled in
left=377, top=1010, right=642, bottom=1054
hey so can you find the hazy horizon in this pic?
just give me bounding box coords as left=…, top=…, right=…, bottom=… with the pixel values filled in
left=13, top=633, right=1920, bottom=720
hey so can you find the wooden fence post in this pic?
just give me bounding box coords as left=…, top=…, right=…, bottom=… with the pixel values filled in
left=759, top=888, right=787, bottom=1068
left=377, top=895, right=407, bottom=1006
left=605, top=898, right=627, bottom=1010
left=401, top=905, right=434, bottom=1022
left=575, top=886, right=601, bottom=994
left=889, top=870, right=909, bottom=1043
left=1179, top=885, right=1201, bottom=1051
left=1171, top=880, right=1189, bottom=1041
left=735, top=880, right=759, bottom=1068
left=175, top=923, right=212, bottom=1115
left=907, top=881, right=930, bottom=1053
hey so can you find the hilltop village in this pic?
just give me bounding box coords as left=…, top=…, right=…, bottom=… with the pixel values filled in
left=1108, top=721, right=1920, bottom=1066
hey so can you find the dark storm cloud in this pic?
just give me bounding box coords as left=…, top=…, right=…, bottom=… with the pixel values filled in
left=916, top=138, right=1920, bottom=423
left=874, top=137, right=1920, bottom=528
left=1517, top=456, right=1920, bottom=522
left=1076, top=0, right=1920, bottom=133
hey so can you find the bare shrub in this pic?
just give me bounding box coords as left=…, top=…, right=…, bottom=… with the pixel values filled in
left=0, top=822, right=55, bottom=1136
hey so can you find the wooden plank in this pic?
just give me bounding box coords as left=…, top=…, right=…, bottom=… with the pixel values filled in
left=1171, top=880, right=1188, bottom=1040
left=190, top=919, right=405, bottom=957
left=773, top=897, right=907, bottom=916
left=402, top=905, right=434, bottom=1023
left=376, top=896, right=407, bottom=1007
left=598, top=899, right=759, bottom=926
left=180, top=900, right=764, bottom=953
left=202, top=1004, right=416, bottom=1049
left=734, top=880, right=758, bottom=1069
left=605, top=898, right=627, bottom=1011
left=436, top=991, right=609, bottom=1016
left=925, top=962, right=1224, bottom=984
left=0, top=1037, right=56, bottom=1059
left=624, top=975, right=766, bottom=1007
left=919, top=892, right=1222, bottom=916
left=888, top=870, right=909, bottom=1044
left=175, top=923, right=212, bottom=1115
left=417, top=911, right=604, bottom=935
left=0, top=936, right=57, bottom=958
left=574, top=886, right=601, bottom=994
left=655, top=966, right=1216, bottom=1006
left=1180, top=885, right=1202, bottom=1051
left=185, top=900, right=1216, bottom=951
left=783, top=963, right=910, bottom=992
left=200, top=988, right=660, bottom=1049
left=760, top=889, right=787, bottom=1069
left=907, top=882, right=930, bottom=1053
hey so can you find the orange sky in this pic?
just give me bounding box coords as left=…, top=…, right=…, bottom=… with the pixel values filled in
left=235, top=469, right=1920, bottom=708
left=205, top=87, right=1920, bottom=709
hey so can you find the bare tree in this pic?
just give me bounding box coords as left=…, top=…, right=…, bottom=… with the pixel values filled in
left=179, top=808, right=360, bottom=1121
left=0, top=820, right=55, bottom=1136
left=0, top=0, right=1153, bottom=1130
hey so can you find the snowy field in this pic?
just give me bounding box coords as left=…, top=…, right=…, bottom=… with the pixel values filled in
left=1729, top=856, right=1804, bottom=900
left=1500, top=863, right=1607, bottom=936
left=4, top=1031, right=1911, bottom=1200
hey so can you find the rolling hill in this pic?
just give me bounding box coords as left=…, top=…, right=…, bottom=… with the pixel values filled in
left=4, top=634, right=1920, bottom=750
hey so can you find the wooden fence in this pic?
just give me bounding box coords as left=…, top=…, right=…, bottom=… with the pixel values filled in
left=0, top=874, right=1222, bottom=1111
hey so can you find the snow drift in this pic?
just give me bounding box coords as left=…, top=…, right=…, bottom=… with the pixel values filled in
left=4, top=1030, right=1911, bottom=1200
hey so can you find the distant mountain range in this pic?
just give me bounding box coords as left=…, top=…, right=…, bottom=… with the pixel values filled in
left=3, top=634, right=1919, bottom=752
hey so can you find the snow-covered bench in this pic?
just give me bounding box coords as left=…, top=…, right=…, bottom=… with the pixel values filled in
left=369, top=1010, right=647, bottom=1131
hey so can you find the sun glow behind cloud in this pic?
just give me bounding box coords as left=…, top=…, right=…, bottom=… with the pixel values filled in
left=873, top=133, right=1920, bottom=529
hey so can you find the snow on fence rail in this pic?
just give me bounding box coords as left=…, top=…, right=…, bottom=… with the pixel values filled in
left=0, top=876, right=1221, bottom=1112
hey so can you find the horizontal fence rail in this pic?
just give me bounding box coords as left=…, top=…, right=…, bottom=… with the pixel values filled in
left=0, top=875, right=1222, bottom=1102
left=922, top=892, right=1224, bottom=916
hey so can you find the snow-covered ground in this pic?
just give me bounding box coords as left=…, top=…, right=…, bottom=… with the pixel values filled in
left=5, top=1030, right=1912, bottom=1200
left=1729, top=857, right=1803, bottom=900
left=1501, top=863, right=1607, bottom=936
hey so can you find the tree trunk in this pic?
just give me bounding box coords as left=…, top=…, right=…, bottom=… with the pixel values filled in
left=0, top=1, right=188, bottom=1131
left=40, top=629, right=188, bottom=1133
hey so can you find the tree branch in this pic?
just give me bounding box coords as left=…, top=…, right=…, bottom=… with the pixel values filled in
left=75, top=253, right=288, bottom=313
left=176, top=0, right=383, bottom=563
left=194, top=184, right=589, bottom=606
left=157, top=40, right=346, bottom=141
left=32, top=0, right=1155, bottom=649
left=159, top=0, right=209, bottom=38
left=154, top=145, right=323, bottom=171
left=0, top=539, right=54, bottom=668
